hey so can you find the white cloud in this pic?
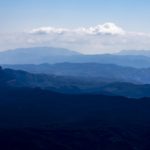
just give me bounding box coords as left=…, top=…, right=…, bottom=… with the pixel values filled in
left=1, top=22, right=150, bottom=54
left=30, top=27, right=69, bottom=35
left=76, top=23, right=125, bottom=35
left=30, top=23, right=125, bottom=36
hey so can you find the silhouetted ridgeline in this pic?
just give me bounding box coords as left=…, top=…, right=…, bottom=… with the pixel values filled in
left=0, top=87, right=150, bottom=149
left=4, top=63, right=150, bottom=84
left=1, top=47, right=150, bottom=68
left=1, top=47, right=150, bottom=149
left=2, top=66, right=150, bottom=98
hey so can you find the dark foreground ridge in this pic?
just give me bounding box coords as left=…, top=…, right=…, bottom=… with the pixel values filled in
left=0, top=87, right=150, bottom=150
left=2, top=66, right=150, bottom=98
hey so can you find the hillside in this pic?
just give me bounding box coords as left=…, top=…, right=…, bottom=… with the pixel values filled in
left=4, top=63, right=150, bottom=84
left=0, top=87, right=149, bottom=149
left=1, top=66, right=150, bottom=98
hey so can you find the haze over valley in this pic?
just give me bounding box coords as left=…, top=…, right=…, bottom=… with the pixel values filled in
left=1, top=0, right=150, bottom=150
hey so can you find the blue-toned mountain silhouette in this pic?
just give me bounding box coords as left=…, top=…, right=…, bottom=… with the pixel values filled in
left=1, top=47, right=150, bottom=150
left=1, top=47, right=150, bottom=68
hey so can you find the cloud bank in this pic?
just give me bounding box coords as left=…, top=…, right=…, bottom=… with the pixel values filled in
left=30, top=23, right=125, bottom=36
left=1, top=22, right=150, bottom=54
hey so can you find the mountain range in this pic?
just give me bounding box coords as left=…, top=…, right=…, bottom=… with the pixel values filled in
left=1, top=66, right=150, bottom=98
left=117, top=49, right=150, bottom=56
left=0, top=86, right=150, bottom=150
left=1, top=47, right=150, bottom=68
left=1, top=47, right=150, bottom=149
left=0, top=47, right=80, bottom=64
left=3, top=63, right=150, bottom=84
left=1, top=47, right=150, bottom=98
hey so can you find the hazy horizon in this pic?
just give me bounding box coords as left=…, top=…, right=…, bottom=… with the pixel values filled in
left=0, top=0, right=150, bottom=54
left=1, top=1, right=150, bottom=149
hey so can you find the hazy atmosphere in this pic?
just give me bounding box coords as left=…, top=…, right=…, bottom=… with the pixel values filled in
left=1, top=1, right=150, bottom=150
left=1, top=0, right=150, bottom=53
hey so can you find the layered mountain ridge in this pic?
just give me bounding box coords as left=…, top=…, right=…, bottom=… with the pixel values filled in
left=0, top=47, right=150, bottom=68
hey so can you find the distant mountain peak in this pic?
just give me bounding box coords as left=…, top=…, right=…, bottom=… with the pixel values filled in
left=117, top=50, right=150, bottom=56
left=0, top=47, right=81, bottom=64
left=3, top=47, right=81, bottom=56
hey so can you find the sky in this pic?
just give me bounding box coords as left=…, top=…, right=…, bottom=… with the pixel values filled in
left=0, top=0, right=150, bottom=54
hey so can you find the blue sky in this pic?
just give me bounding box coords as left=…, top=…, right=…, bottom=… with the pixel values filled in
left=0, top=0, right=150, bottom=32
left=0, top=0, right=150, bottom=53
